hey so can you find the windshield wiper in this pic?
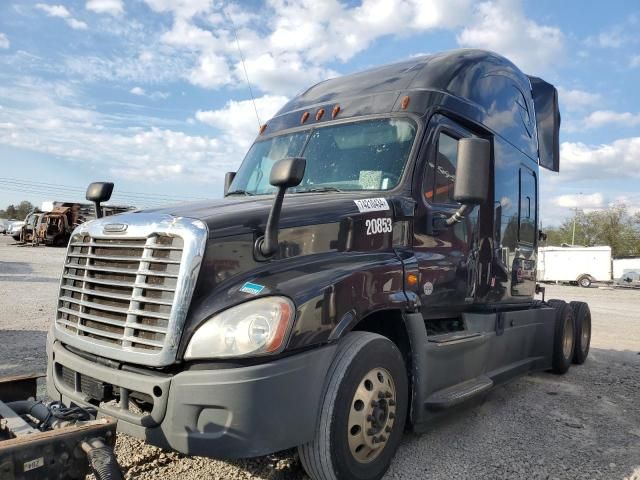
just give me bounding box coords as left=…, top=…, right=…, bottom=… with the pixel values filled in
left=226, top=189, right=255, bottom=196
left=293, top=186, right=344, bottom=193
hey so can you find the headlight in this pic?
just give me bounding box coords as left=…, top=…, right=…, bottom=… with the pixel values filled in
left=184, top=296, right=295, bottom=359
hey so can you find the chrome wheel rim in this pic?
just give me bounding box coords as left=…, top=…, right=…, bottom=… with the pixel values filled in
left=347, top=367, right=396, bottom=463
left=563, top=317, right=574, bottom=359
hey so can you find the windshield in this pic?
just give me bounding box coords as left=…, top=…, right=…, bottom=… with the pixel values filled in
left=228, top=118, right=417, bottom=195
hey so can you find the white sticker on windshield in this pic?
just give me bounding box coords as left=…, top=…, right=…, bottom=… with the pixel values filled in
left=354, top=198, right=390, bottom=213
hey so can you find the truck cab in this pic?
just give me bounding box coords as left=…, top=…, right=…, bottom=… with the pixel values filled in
left=46, top=49, right=589, bottom=480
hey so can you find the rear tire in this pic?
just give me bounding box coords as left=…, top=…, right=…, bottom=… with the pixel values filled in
left=298, top=332, right=408, bottom=480
left=577, top=275, right=592, bottom=288
left=547, top=299, right=575, bottom=374
left=569, top=301, right=591, bottom=364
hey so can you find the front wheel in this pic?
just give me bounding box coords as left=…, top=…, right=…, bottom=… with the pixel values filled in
left=298, top=332, right=408, bottom=480
left=547, top=299, right=575, bottom=374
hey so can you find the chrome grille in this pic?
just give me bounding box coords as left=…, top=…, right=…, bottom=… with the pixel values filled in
left=53, top=213, right=208, bottom=366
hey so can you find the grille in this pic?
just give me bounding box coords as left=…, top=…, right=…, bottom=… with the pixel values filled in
left=56, top=233, right=184, bottom=353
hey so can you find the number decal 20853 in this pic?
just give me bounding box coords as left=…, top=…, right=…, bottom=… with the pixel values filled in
left=365, top=218, right=392, bottom=235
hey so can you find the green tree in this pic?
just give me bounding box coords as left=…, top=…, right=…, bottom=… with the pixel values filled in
left=543, top=203, right=640, bottom=257
left=0, top=200, right=35, bottom=220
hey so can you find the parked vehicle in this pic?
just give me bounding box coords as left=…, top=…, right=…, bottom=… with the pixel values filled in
left=46, top=50, right=592, bottom=480
left=8, top=221, right=25, bottom=241
left=17, top=210, right=44, bottom=244
left=613, top=257, right=640, bottom=281
left=538, top=245, right=612, bottom=287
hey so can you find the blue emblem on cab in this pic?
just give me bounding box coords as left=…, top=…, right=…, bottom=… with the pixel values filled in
left=240, top=282, right=265, bottom=295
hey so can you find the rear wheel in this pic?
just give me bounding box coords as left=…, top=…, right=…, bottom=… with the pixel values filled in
left=298, top=332, right=408, bottom=480
left=577, top=275, right=592, bottom=288
left=547, top=299, right=575, bottom=374
left=569, top=301, right=591, bottom=364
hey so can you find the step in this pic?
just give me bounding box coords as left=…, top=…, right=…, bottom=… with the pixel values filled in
left=424, top=375, right=494, bottom=410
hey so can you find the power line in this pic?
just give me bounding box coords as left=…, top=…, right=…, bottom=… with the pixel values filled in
left=0, top=177, right=209, bottom=201
left=0, top=177, right=209, bottom=203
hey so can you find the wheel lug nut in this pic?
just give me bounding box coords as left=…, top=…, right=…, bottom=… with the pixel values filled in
left=385, top=426, right=391, bottom=433
left=371, top=400, right=378, bottom=407
left=367, top=414, right=373, bottom=421
left=385, top=391, right=392, bottom=398
left=379, top=435, right=386, bottom=442
left=371, top=437, right=378, bottom=444
left=388, top=399, right=396, bottom=406
left=378, top=391, right=385, bottom=399
left=389, top=412, right=395, bottom=419
left=367, top=428, right=375, bottom=435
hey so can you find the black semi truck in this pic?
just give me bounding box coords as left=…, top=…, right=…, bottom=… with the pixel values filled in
left=46, top=49, right=591, bottom=480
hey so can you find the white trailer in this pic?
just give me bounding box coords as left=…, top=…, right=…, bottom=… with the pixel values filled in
left=613, top=257, right=640, bottom=280
left=538, top=246, right=612, bottom=287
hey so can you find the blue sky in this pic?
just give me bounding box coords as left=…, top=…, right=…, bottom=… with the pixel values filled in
left=0, top=0, right=638, bottom=223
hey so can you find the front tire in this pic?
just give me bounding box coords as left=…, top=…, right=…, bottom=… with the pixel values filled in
left=298, top=332, right=408, bottom=480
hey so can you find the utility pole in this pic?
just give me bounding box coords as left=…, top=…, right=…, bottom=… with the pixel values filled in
left=571, top=208, right=577, bottom=245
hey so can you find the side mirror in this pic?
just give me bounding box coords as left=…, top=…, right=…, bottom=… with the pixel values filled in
left=269, top=157, right=306, bottom=188
left=86, top=182, right=114, bottom=219
left=224, top=171, right=236, bottom=196
left=453, top=138, right=490, bottom=205
left=257, top=157, right=306, bottom=257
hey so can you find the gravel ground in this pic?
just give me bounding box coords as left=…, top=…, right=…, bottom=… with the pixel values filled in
left=0, top=234, right=639, bottom=479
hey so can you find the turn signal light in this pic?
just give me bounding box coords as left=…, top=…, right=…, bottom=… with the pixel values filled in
left=406, top=273, right=418, bottom=286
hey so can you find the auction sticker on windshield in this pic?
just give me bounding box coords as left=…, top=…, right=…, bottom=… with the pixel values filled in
left=354, top=198, right=390, bottom=212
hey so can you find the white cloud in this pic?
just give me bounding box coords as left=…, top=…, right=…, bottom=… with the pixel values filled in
left=630, top=55, right=640, bottom=68
left=0, top=33, right=9, bottom=49
left=130, top=86, right=145, bottom=96
left=36, top=3, right=88, bottom=29
left=188, top=52, right=231, bottom=88
left=129, top=86, right=169, bottom=100
left=582, top=110, right=640, bottom=129
left=67, top=18, right=89, bottom=30
left=595, top=31, right=624, bottom=48
left=35, top=4, right=71, bottom=18
left=86, top=0, right=123, bottom=16
left=457, top=0, right=564, bottom=74
left=144, top=0, right=212, bottom=19
left=554, top=193, right=604, bottom=209
left=560, top=137, right=640, bottom=179
left=196, top=94, right=288, bottom=151
left=556, top=87, right=601, bottom=112
left=0, top=80, right=231, bottom=183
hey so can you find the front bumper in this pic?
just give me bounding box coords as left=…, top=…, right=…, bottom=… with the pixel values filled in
left=47, top=340, right=337, bottom=458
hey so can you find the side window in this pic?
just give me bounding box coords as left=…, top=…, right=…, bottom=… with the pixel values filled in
left=519, top=168, right=536, bottom=244
left=425, top=132, right=459, bottom=203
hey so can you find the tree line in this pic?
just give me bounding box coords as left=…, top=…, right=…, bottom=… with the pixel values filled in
left=0, top=200, right=35, bottom=221
left=543, top=203, right=640, bottom=257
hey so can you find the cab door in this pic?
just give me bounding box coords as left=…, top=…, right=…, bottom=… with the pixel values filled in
left=412, top=115, right=481, bottom=314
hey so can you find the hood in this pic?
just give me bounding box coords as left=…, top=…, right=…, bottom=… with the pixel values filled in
left=143, top=192, right=402, bottom=238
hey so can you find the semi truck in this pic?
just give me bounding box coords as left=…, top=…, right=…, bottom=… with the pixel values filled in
left=44, top=49, right=592, bottom=480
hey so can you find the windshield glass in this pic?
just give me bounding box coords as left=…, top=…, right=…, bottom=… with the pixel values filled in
left=228, top=118, right=417, bottom=195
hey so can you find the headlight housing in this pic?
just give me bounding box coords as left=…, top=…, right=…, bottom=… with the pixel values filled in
left=184, top=296, right=295, bottom=359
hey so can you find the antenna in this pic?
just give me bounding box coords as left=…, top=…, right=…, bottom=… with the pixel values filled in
left=224, top=8, right=261, bottom=129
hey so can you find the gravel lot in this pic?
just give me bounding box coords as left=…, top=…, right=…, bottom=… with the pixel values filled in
left=1, top=234, right=639, bottom=480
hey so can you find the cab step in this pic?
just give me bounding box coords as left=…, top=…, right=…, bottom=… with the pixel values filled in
left=424, top=375, right=493, bottom=410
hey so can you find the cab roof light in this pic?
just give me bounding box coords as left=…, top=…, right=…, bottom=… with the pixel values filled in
left=259, top=124, right=267, bottom=134
left=301, top=111, right=310, bottom=124
left=332, top=104, right=341, bottom=118
left=400, top=95, right=410, bottom=110
left=315, top=108, right=325, bottom=121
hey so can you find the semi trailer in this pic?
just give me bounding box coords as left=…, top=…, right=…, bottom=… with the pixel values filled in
left=44, top=49, right=592, bottom=480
